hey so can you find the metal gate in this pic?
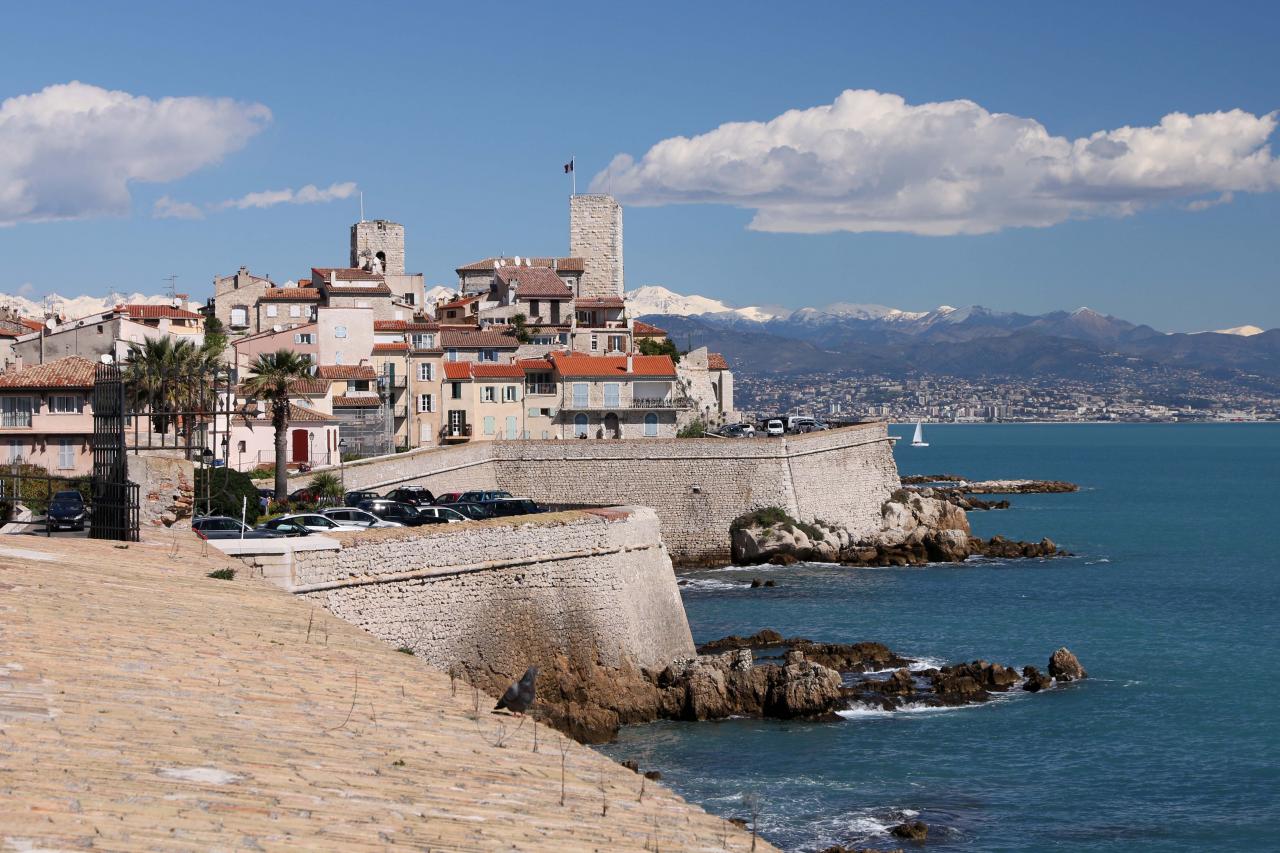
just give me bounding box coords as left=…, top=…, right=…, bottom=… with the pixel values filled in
left=90, top=363, right=140, bottom=541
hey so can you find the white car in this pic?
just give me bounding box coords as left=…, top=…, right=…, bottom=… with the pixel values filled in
left=260, top=513, right=367, bottom=535
left=413, top=506, right=469, bottom=523
left=765, top=419, right=785, bottom=436
left=321, top=507, right=404, bottom=529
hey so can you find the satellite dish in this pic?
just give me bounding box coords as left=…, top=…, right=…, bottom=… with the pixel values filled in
left=99, top=354, right=113, bottom=365
left=44, top=317, right=56, bottom=331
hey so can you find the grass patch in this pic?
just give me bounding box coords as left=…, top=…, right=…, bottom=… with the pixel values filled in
left=396, top=646, right=415, bottom=655
left=731, top=506, right=826, bottom=542
left=206, top=568, right=236, bottom=581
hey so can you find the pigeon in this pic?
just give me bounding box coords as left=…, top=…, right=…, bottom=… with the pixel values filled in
left=494, top=666, right=538, bottom=715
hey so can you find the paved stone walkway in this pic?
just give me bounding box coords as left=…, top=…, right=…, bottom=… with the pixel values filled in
left=0, top=533, right=771, bottom=851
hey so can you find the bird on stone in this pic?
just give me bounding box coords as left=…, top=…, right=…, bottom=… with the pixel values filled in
left=494, top=666, right=538, bottom=715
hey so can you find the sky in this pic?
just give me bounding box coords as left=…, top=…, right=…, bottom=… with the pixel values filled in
left=1, top=0, right=1278, bottom=331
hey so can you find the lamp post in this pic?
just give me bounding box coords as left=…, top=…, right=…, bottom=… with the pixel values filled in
left=337, top=438, right=348, bottom=492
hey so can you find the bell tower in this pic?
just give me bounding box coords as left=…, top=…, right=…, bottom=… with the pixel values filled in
left=350, top=219, right=405, bottom=275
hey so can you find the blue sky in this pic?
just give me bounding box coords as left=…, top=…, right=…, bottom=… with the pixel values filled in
left=1, top=0, right=1278, bottom=330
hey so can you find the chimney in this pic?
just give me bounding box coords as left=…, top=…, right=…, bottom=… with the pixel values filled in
left=626, top=353, right=633, bottom=374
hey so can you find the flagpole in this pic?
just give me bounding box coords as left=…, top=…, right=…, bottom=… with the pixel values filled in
left=571, top=154, right=576, bottom=196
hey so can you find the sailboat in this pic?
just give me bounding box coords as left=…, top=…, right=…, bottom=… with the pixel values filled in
left=911, top=421, right=929, bottom=447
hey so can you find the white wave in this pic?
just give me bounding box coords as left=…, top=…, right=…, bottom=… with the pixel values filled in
left=676, top=578, right=743, bottom=592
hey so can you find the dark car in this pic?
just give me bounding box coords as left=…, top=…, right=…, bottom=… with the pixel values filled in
left=192, top=516, right=285, bottom=540
left=357, top=499, right=444, bottom=526
left=343, top=490, right=382, bottom=507
left=46, top=490, right=87, bottom=531
left=434, top=491, right=464, bottom=505
left=436, top=501, right=495, bottom=521
left=482, top=498, right=544, bottom=518
left=384, top=486, right=436, bottom=507
left=459, top=490, right=513, bottom=504
left=252, top=518, right=311, bottom=537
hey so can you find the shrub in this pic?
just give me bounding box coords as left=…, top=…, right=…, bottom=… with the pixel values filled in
left=0, top=465, right=90, bottom=514
left=308, top=471, right=343, bottom=503
left=207, top=568, right=235, bottom=580
left=195, top=467, right=264, bottom=525
left=396, top=647, right=415, bottom=655
left=677, top=418, right=707, bottom=438
left=730, top=506, right=790, bottom=532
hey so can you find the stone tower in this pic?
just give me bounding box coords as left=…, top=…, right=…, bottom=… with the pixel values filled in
left=569, top=194, right=623, bottom=298
left=350, top=219, right=405, bottom=275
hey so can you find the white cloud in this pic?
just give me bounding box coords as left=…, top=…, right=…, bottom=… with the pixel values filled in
left=0, top=81, right=270, bottom=227
left=217, top=181, right=357, bottom=210
left=153, top=195, right=205, bottom=220
left=593, top=89, right=1280, bottom=235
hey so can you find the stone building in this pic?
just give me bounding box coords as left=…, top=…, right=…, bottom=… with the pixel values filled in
left=550, top=352, right=683, bottom=439
left=12, top=305, right=205, bottom=366
left=213, top=267, right=274, bottom=334
left=350, top=219, right=405, bottom=276
left=570, top=194, right=624, bottom=299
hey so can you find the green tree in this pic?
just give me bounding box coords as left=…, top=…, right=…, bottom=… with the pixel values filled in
left=637, top=336, right=680, bottom=363
left=241, top=349, right=313, bottom=500
left=510, top=312, right=532, bottom=344
left=195, top=466, right=263, bottom=524
left=202, top=315, right=229, bottom=360
left=677, top=417, right=707, bottom=438
left=123, top=336, right=221, bottom=433
left=308, top=470, right=343, bottom=505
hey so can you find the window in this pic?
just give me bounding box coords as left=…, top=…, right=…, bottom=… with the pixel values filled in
left=230, top=306, right=248, bottom=327
left=609, top=335, right=627, bottom=352
left=446, top=349, right=458, bottom=362
left=483, top=415, right=496, bottom=435
left=572, top=383, right=588, bottom=408
left=529, top=407, right=540, bottom=418
left=573, top=414, right=589, bottom=438
left=603, top=383, right=620, bottom=408
left=394, top=310, right=404, bottom=321
left=644, top=413, right=659, bottom=437
left=266, top=304, right=278, bottom=317
left=295, top=333, right=313, bottom=344
left=8, top=438, right=23, bottom=463
left=349, top=380, right=370, bottom=392
left=550, top=302, right=561, bottom=323
left=590, top=334, right=599, bottom=352
left=290, top=305, right=301, bottom=318
left=480, top=349, right=497, bottom=363
left=405, top=293, right=416, bottom=305
left=417, top=394, right=434, bottom=413
left=482, top=386, right=496, bottom=403
left=237, top=440, right=246, bottom=453
left=48, top=395, right=79, bottom=414
left=503, top=385, right=519, bottom=402
left=57, top=438, right=74, bottom=470
left=529, top=299, right=540, bottom=317
left=334, top=351, right=343, bottom=364
left=505, top=416, right=517, bottom=439
left=334, top=325, right=348, bottom=339
left=450, top=382, right=462, bottom=400
left=1, top=397, right=33, bottom=428
left=417, top=362, right=433, bottom=381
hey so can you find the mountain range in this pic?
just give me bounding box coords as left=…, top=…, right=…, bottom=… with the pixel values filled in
left=626, top=286, right=1280, bottom=381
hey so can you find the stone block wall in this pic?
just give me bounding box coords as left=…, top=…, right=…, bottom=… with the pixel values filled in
left=350, top=220, right=405, bottom=275
left=569, top=195, right=623, bottom=298
left=294, top=507, right=694, bottom=676
left=127, top=453, right=194, bottom=529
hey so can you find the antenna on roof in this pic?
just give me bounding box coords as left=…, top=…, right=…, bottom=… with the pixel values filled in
left=359, top=192, right=365, bottom=223
left=163, top=273, right=178, bottom=300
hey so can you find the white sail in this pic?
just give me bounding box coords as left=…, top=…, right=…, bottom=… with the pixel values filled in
left=912, top=421, right=928, bottom=447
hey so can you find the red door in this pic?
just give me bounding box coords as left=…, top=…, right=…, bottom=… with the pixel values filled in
left=291, top=429, right=309, bottom=463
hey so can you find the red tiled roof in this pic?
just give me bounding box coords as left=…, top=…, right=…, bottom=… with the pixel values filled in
left=438, top=295, right=482, bottom=311
left=632, top=320, right=668, bottom=338
left=372, top=342, right=409, bottom=354
left=374, top=320, right=441, bottom=332
left=0, top=356, right=97, bottom=389
left=315, top=365, right=377, bottom=380
left=470, top=363, right=525, bottom=379
left=289, top=378, right=330, bottom=395
left=517, top=358, right=553, bottom=370
left=441, top=328, right=519, bottom=349
left=259, top=289, right=322, bottom=302
left=549, top=353, right=676, bottom=378
left=574, top=297, right=625, bottom=309
left=311, top=267, right=385, bottom=283
left=708, top=352, right=729, bottom=370
left=119, top=304, right=204, bottom=320
left=20, top=318, right=44, bottom=332
left=288, top=403, right=334, bottom=422
left=443, top=362, right=472, bottom=381
left=456, top=257, right=584, bottom=274
left=494, top=266, right=573, bottom=298
left=332, top=395, right=382, bottom=408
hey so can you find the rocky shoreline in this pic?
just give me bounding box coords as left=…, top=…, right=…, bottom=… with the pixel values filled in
left=901, top=473, right=1079, bottom=494
left=523, top=632, right=1087, bottom=744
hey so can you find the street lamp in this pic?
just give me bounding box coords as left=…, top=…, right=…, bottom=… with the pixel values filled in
left=338, top=438, right=348, bottom=492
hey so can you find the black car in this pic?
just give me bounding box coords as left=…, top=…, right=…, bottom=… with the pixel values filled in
left=482, top=498, right=544, bottom=518
left=459, top=490, right=512, bottom=504
left=46, top=490, right=87, bottom=531
left=343, top=490, right=381, bottom=507
left=192, top=516, right=286, bottom=540
left=436, top=501, right=495, bottom=521
left=384, top=486, right=436, bottom=507
left=357, top=499, right=444, bottom=526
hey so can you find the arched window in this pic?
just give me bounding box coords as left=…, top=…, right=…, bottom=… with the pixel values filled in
left=574, top=413, right=589, bottom=438
left=644, top=413, right=658, bottom=437
left=604, top=412, right=620, bottom=439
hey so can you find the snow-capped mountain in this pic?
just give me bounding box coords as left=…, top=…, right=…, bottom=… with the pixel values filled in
left=423, top=285, right=456, bottom=306
left=624, top=285, right=784, bottom=322
left=1208, top=325, right=1264, bottom=337
left=0, top=291, right=191, bottom=321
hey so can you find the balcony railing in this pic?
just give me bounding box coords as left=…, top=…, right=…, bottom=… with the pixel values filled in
left=441, top=423, right=473, bottom=442
left=526, top=383, right=557, bottom=395
left=560, top=395, right=692, bottom=411
left=0, top=412, right=32, bottom=428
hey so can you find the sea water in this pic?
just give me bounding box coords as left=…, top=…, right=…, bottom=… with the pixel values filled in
left=599, top=424, right=1280, bottom=851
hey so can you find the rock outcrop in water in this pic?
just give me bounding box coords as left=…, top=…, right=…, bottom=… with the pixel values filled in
left=1048, top=647, right=1088, bottom=681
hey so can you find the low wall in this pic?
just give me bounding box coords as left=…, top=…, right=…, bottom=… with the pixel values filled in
left=288, top=507, right=694, bottom=677
left=288, top=423, right=900, bottom=564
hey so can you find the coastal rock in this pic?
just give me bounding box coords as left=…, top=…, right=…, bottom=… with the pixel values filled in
left=890, top=820, right=929, bottom=841
left=660, top=649, right=845, bottom=722
left=971, top=535, right=1062, bottom=559
left=697, top=629, right=785, bottom=652
left=1022, top=665, right=1052, bottom=692
left=730, top=507, right=846, bottom=564
left=695, top=632, right=914, bottom=673
left=1048, top=647, right=1088, bottom=681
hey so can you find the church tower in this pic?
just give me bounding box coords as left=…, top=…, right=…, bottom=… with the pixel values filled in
left=350, top=219, right=405, bottom=275
left=569, top=194, right=623, bottom=298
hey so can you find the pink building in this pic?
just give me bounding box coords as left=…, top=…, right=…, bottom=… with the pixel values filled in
left=0, top=356, right=97, bottom=475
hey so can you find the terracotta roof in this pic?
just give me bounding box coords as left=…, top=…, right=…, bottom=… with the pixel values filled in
left=296, top=279, right=312, bottom=287
left=332, top=395, right=383, bottom=408
left=315, top=365, right=377, bottom=380
left=438, top=295, right=482, bottom=311
left=441, top=328, right=519, bottom=349
left=288, top=378, right=330, bottom=395
left=311, top=267, right=385, bottom=283
left=322, top=286, right=392, bottom=297
left=372, top=342, right=409, bottom=354
left=574, top=297, right=625, bottom=309
left=549, top=353, right=676, bottom=379
left=456, top=257, right=584, bottom=274
left=494, top=266, right=573, bottom=299
left=0, top=356, right=97, bottom=389
left=708, top=352, right=729, bottom=370
left=470, top=363, right=526, bottom=379
left=289, top=403, right=335, bottom=422
left=632, top=320, right=668, bottom=338
left=119, top=305, right=204, bottom=320
left=518, top=358, right=553, bottom=370
left=443, top=362, right=472, bottom=381
left=374, top=320, right=440, bottom=332
left=259, top=289, right=322, bottom=302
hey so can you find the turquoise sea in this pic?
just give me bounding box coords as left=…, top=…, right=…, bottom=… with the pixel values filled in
left=600, top=424, right=1280, bottom=851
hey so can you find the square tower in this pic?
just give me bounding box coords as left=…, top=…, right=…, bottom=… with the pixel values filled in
left=569, top=194, right=623, bottom=298
left=350, top=219, right=405, bottom=275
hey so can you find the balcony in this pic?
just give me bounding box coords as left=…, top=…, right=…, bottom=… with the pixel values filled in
left=441, top=423, right=472, bottom=443
left=526, top=383, right=557, bottom=396
left=0, top=412, right=32, bottom=429
left=560, top=395, right=692, bottom=412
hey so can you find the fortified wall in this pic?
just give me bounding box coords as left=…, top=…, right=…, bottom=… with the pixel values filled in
left=291, top=422, right=900, bottom=564
left=249, top=507, right=694, bottom=679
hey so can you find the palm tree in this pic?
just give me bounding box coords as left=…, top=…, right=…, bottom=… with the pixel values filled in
left=307, top=471, right=343, bottom=506
left=241, top=350, right=314, bottom=500
left=124, top=336, right=222, bottom=434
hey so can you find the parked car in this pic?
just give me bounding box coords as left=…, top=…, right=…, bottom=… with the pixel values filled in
left=252, top=519, right=310, bottom=537
left=321, top=507, right=403, bottom=529
left=765, top=419, right=785, bottom=437
left=433, top=491, right=465, bottom=505
left=46, top=490, right=87, bottom=531
left=357, top=499, right=441, bottom=526
left=343, top=490, right=381, bottom=507
left=436, top=501, right=495, bottom=521
left=286, top=487, right=338, bottom=506
left=192, top=516, right=286, bottom=540
left=720, top=423, right=756, bottom=438
left=413, top=505, right=469, bottom=523
left=789, top=417, right=827, bottom=433
left=459, top=490, right=513, bottom=503
left=384, top=486, right=436, bottom=507
left=481, top=498, right=545, bottom=518
left=257, top=513, right=365, bottom=535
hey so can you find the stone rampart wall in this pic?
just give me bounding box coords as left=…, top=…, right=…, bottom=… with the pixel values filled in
left=293, top=507, right=693, bottom=676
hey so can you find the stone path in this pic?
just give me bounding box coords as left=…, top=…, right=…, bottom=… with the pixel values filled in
left=0, top=532, right=771, bottom=851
